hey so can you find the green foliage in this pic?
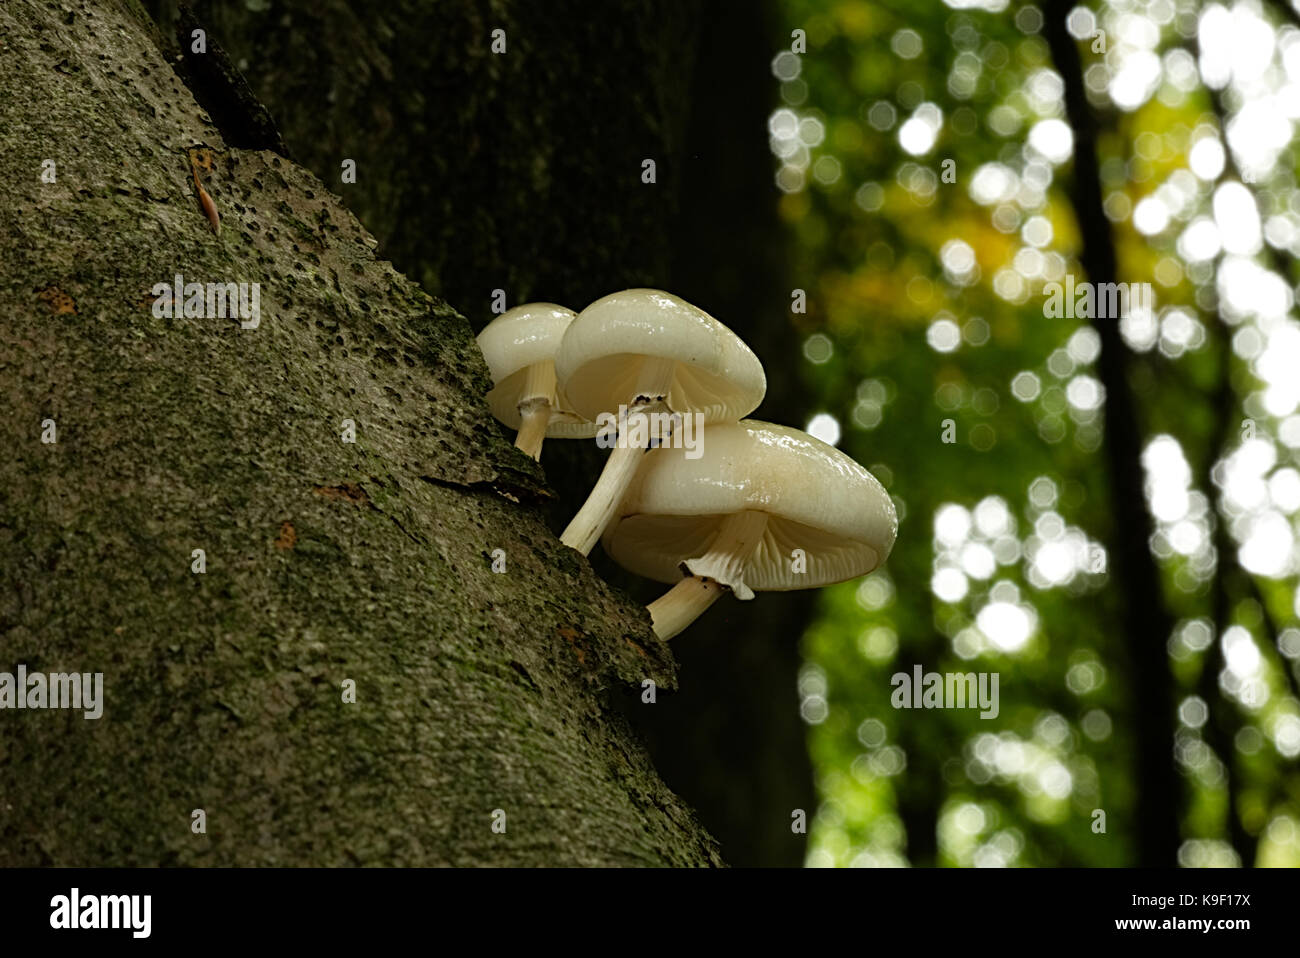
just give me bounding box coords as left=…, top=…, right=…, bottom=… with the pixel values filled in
left=775, top=0, right=1300, bottom=867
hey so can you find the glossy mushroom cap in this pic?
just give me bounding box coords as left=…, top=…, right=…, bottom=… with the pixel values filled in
left=476, top=303, right=595, bottom=437
left=555, top=289, right=766, bottom=423
left=602, top=420, right=897, bottom=593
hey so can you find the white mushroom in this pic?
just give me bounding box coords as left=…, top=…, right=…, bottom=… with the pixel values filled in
left=476, top=303, right=596, bottom=459
left=602, top=419, right=897, bottom=639
left=556, top=289, right=766, bottom=554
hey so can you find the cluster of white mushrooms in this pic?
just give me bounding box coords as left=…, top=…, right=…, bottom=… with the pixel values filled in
left=476, top=289, right=897, bottom=640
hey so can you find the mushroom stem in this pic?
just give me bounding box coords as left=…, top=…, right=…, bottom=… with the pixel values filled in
left=510, top=361, right=557, bottom=459
left=561, top=441, right=646, bottom=553
left=560, top=356, right=676, bottom=554
left=514, top=400, right=551, bottom=459
left=646, top=509, right=770, bottom=640
left=647, top=577, right=728, bottom=640
left=683, top=509, right=768, bottom=600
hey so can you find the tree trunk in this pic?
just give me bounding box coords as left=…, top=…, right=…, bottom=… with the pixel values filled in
left=642, top=0, right=816, bottom=868
left=1043, top=1, right=1182, bottom=867
left=0, top=0, right=721, bottom=867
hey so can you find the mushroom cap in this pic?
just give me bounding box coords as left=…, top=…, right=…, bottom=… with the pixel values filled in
left=476, top=303, right=596, bottom=437
left=555, top=289, right=766, bottom=423
left=602, top=420, right=897, bottom=591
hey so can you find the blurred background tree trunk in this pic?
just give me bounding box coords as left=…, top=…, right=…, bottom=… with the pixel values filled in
left=652, top=0, right=816, bottom=868
left=1044, top=1, right=1181, bottom=867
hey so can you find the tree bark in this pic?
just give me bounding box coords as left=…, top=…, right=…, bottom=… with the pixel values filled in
left=0, top=0, right=722, bottom=867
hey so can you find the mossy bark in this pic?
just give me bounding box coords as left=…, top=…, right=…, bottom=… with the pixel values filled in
left=0, top=0, right=722, bottom=866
